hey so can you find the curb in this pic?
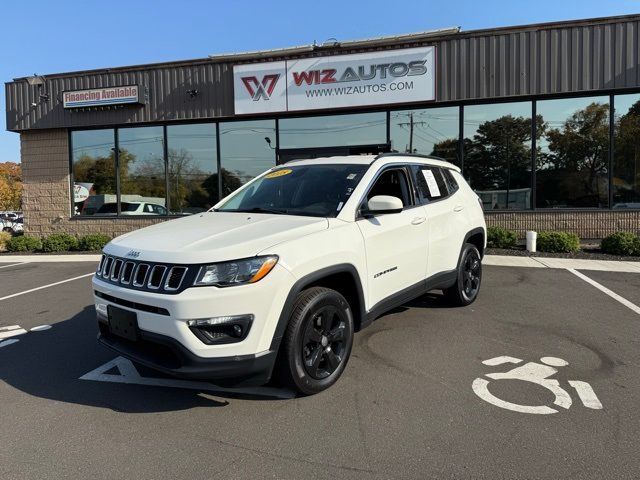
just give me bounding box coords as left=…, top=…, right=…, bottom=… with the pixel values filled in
left=0, top=254, right=101, bottom=263
left=484, top=254, right=640, bottom=273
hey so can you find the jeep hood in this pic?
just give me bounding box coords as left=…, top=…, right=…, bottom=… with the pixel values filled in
left=104, top=212, right=329, bottom=264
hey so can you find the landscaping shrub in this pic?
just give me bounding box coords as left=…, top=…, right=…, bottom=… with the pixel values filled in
left=77, top=233, right=111, bottom=251
left=41, top=233, right=78, bottom=252
left=536, top=231, right=580, bottom=253
left=486, top=226, right=518, bottom=249
left=0, top=231, right=12, bottom=252
left=7, top=235, right=42, bottom=252
left=600, top=232, right=640, bottom=256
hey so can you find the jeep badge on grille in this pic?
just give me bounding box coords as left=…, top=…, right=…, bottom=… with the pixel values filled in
left=126, top=250, right=141, bottom=258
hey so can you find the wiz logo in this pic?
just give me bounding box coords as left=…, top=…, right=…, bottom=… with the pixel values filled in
left=241, top=74, right=280, bottom=101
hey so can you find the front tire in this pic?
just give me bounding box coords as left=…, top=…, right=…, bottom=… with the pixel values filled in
left=443, top=243, right=482, bottom=306
left=277, top=286, right=354, bottom=395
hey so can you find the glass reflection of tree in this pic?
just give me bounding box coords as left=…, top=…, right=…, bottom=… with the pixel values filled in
left=538, top=102, right=609, bottom=207
left=614, top=100, right=640, bottom=203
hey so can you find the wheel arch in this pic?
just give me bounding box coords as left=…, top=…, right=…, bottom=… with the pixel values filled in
left=464, top=227, right=486, bottom=259
left=269, top=264, right=366, bottom=352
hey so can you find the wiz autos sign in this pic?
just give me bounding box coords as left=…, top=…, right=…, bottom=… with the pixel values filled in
left=233, top=46, right=435, bottom=114
left=63, top=85, right=144, bottom=109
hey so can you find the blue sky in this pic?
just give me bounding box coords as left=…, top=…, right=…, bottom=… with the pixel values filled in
left=1, top=0, right=639, bottom=163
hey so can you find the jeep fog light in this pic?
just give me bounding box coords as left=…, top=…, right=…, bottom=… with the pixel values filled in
left=187, top=314, right=254, bottom=345
left=96, top=303, right=108, bottom=319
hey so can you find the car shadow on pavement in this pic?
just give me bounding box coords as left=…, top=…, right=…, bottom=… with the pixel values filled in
left=0, top=306, right=287, bottom=412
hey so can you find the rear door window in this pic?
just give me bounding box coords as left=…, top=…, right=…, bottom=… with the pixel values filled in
left=412, top=166, right=449, bottom=203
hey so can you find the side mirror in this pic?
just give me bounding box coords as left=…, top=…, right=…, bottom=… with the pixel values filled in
left=363, top=195, right=404, bottom=216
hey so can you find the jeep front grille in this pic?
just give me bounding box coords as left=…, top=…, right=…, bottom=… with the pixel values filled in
left=96, top=254, right=194, bottom=294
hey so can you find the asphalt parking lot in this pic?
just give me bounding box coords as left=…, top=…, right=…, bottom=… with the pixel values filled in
left=1, top=260, right=639, bottom=480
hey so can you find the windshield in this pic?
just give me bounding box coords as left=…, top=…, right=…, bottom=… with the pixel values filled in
left=217, top=163, right=368, bottom=217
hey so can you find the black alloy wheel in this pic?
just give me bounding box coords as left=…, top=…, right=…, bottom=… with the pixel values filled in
left=443, top=243, right=483, bottom=306
left=277, top=286, right=354, bottom=395
left=461, top=249, right=482, bottom=301
left=301, top=305, right=348, bottom=380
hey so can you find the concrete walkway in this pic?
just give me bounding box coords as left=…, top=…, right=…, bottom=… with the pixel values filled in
left=484, top=254, right=640, bottom=273
left=1, top=253, right=639, bottom=273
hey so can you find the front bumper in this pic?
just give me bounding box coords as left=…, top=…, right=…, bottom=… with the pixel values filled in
left=97, top=321, right=277, bottom=386
left=91, top=263, right=295, bottom=385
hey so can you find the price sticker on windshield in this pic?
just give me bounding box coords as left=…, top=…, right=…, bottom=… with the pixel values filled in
left=265, top=169, right=292, bottom=179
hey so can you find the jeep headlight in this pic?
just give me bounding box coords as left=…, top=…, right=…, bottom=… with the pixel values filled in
left=194, top=255, right=278, bottom=287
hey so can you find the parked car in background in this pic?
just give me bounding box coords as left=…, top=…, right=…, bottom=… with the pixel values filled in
left=96, top=202, right=168, bottom=216
left=1, top=217, right=23, bottom=235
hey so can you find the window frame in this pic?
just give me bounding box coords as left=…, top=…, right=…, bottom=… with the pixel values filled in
left=356, top=163, right=420, bottom=220
left=410, top=164, right=455, bottom=205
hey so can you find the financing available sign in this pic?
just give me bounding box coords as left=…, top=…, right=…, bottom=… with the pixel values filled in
left=63, top=85, right=144, bottom=109
left=233, top=46, right=435, bottom=114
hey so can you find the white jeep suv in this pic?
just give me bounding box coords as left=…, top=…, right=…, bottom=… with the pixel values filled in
left=93, top=154, right=486, bottom=394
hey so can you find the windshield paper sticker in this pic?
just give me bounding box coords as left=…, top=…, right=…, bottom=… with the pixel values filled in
left=422, top=169, right=441, bottom=197
left=265, top=169, right=293, bottom=179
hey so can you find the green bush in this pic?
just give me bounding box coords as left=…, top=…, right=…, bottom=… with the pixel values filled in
left=487, top=226, right=518, bottom=249
left=600, top=232, right=640, bottom=256
left=537, top=231, right=580, bottom=253
left=0, top=231, right=12, bottom=251
left=7, top=235, right=42, bottom=252
left=77, top=233, right=111, bottom=251
left=41, top=233, right=78, bottom=252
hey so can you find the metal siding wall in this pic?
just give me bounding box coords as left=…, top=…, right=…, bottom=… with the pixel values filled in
left=6, top=62, right=234, bottom=131
left=6, top=17, right=640, bottom=131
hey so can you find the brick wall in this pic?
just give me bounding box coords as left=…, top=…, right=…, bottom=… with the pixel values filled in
left=20, top=129, right=640, bottom=240
left=485, top=211, right=640, bottom=240
left=21, top=129, right=166, bottom=238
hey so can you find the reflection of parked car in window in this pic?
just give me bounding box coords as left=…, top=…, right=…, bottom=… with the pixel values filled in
left=96, top=202, right=168, bottom=216
left=93, top=154, right=486, bottom=395
left=612, top=202, right=640, bottom=209
left=81, top=195, right=166, bottom=216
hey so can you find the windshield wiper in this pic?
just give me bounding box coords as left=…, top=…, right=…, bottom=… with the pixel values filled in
left=233, top=207, right=288, bottom=215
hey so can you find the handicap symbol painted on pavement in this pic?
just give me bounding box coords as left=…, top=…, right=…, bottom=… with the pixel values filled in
left=472, top=355, right=603, bottom=414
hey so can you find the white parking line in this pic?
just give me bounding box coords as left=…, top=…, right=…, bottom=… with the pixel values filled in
left=0, top=262, right=27, bottom=269
left=0, top=272, right=94, bottom=302
left=80, top=356, right=296, bottom=400
left=568, top=268, right=640, bottom=316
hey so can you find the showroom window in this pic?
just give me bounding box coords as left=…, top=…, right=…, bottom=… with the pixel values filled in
left=464, top=102, right=533, bottom=210
left=166, top=123, right=218, bottom=214
left=390, top=107, right=460, bottom=165
left=613, top=93, right=640, bottom=208
left=117, top=126, right=167, bottom=215
left=279, top=112, right=387, bottom=149
left=71, top=129, right=116, bottom=216
left=536, top=97, right=610, bottom=208
left=219, top=119, right=276, bottom=197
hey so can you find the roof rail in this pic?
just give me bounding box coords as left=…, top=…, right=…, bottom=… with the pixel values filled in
left=371, top=152, right=449, bottom=163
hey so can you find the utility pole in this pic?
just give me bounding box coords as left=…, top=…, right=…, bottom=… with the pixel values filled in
left=397, top=113, right=427, bottom=153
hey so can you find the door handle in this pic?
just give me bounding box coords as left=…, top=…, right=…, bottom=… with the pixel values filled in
left=453, top=205, right=464, bottom=212
left=411, top=216, right=426, bottom=225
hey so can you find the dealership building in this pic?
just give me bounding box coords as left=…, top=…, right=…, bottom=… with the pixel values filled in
left=5, top=14, right=640, bottom=239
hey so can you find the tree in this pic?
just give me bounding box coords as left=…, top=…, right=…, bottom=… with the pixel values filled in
left=202, top=169, right=243, bottom=203
left=539, top=102, right=609, bottom=207
left=463, top=115, right=536, bottom=193
left=612, top=99, right=640, bottom=203
left=0, top=162, right=22, bottom=210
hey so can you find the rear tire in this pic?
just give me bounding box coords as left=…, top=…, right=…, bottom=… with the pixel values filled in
left=443, top=243, right=482, bottom=306
left=276, top=286, right=354, bottom=395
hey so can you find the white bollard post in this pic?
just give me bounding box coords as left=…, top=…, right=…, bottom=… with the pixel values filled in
left=526, top=230, right=537, bottom=252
